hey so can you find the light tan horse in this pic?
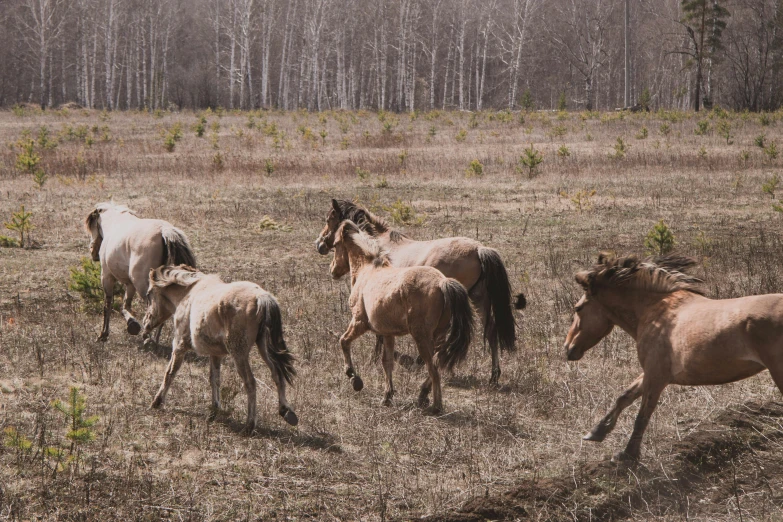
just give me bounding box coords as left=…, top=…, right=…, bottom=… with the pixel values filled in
left=142, top=265, right=298, bottom=432
left=331, top=220, right=474, bottom=413
left=565, top=252, right=783, bottom=462
left=84, top=202, right=196, bottom=342
left=316, top=199, right=523, bottom=385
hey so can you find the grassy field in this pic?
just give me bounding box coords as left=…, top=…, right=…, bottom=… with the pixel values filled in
left=1, top=105, right=783, bottom=521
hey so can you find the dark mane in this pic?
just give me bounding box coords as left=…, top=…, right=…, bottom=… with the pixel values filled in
left=339, top=220, right=392, bottom=267
left=334, top=199, right=408, bottom=240
left=585, top=253, right=704, bottom=296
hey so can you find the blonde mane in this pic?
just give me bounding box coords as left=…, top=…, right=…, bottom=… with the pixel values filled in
left=339, top=221, right=391, bottom=266
left=587, top=253, right=704, bottom=295
left=150, top=264, right=205, bottom=288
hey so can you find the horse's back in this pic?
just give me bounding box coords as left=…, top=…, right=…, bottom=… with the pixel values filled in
left=389, top=236, right=481, bottom=289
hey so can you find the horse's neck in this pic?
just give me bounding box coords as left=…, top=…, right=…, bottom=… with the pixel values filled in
left=163, top=283, right=195, bottom=307
left=346, top=246, right=374, bottom=285
left=601, top=289, right=690, bottom=340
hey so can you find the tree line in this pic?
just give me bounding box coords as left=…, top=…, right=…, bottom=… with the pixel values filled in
left=0, top=0, right=780, bottom=112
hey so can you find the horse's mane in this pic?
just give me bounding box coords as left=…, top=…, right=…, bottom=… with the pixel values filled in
left=584, top=252, right=704, bottom=296
left=84, top=202, right=137, bottom=233
left=150, top=264, right=205, bottom=289
left=334, top=199, right=408, bottom=242
left=339, top=220, right=391, bottom=267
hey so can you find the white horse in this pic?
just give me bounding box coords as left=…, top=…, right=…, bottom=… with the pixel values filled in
left=142, top=265, right=298, bottom=432
left=84, top=202, right=197, bottom=342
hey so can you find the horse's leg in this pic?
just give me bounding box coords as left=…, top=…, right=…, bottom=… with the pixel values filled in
left=584, top=373, right=644, bottom=443
left=209, top=356, right=222, bottom=417
left=151, top=339, right=188, bottom=408
left=615, top=376, right=667, bottom=462
left=414, top=333, right=442, bottom=413
left=256, top=332, right=298, bottom=426
left=339, top=317, right=368, bottom=391
left=381, top=336, right=396, bottom=406
left=153, top=325, right=163, bottom=347
left=233, top=351, right=258, bottom=434
left=120, top=284, right=141, bottom=335
left=97, top=271, right=117, bottom=342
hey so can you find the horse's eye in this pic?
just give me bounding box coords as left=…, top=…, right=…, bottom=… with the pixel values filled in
left=575, top=304, right=583, bottom=313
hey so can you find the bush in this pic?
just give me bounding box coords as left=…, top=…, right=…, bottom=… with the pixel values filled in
left=644, top=220, right=675, bottom=255
left=385, top=199, right=424, bottom=226
left=68, top=257, right=120, bottom=312
left=518, top=144, right=543, bottom=178
left=466, top=159, right=483, bottom=177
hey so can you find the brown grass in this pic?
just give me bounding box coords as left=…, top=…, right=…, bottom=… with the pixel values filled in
left=1, top=107, right=782, bottom=520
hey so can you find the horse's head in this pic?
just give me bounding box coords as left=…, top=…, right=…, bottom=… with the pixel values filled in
left=84, top=208, right=103, bottom=262
left=316, top=199, right=343, bottom=255
left=329, top=220, right=356, bottom=280
left=564, top=270, right=614, bottom=361
left=141, top=266, right=181, bottom=335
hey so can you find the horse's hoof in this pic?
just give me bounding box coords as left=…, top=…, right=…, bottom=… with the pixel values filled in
left=424, top=405, right=443, bottom=416
left=242, top=422, right=256, bottom=435
left=418, top=396, right=430, bottom=408
left=611, top=450, right=639, bottom=464
left=382, top=396, right=393, bottom=407
left=127, top=319, right=141, bottom=335
left=280, top=409, right=299, bottom=426
left=350, top=375, right=364, bottom=392
left=583, top=430, right=607, bottom=443
left=96, top=334, right=108, bottom=343
left=150, top=398, right=163, bottom=409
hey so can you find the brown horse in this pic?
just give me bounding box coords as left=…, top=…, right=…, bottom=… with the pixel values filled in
left=316, top=199, right=522, bottom=384
left=565, top=252, right=783, bottom=461
left=84, top=202, right=196, bottom=342
left=331, top=220, right=474, bottom=413
left=142, top=265, right=298, bottom=432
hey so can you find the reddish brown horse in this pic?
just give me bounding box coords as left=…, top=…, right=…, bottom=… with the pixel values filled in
left=316, top=199, right=523, bottom=384
left=566, top=253, right=783, bottom=461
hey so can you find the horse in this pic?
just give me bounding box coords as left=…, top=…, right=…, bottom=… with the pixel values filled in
left=142, top=265, right=298, bottom=432
left=565, top=252, right=783, bottom=462
left=84, top=202, right=196, bottom=342
left=316, top=199, right=523, bottom=385
left=330, top=220, right=474, bottom=413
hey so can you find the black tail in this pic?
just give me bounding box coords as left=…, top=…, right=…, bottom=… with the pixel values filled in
left=438, top=279, right=475, bottom=371
left=257, top=294, right=296, bottom=385
left=477, top=247, right=517, bottom=352
left=161, top=227, right=197, bottom=268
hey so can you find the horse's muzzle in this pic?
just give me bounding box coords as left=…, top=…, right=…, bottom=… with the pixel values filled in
left=566, top=343, right=584, bottom=361
left=315, top=238, right=330, bottom=255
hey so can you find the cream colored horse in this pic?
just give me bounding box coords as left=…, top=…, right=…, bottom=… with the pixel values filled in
left=331, top=220, right=474, bottom=413
left=565, top=253, right=783, bottom=461
left=84, top=202, right=196, bottom=342
left=316, top=199, right=522, bottom=385
left=142, top=265, right=298, bottom=432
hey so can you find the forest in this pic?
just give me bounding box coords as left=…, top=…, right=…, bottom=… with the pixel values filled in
left=0, top=0, right=781, bottom=113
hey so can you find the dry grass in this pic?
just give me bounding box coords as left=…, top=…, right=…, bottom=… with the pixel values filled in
left=1, top=106, right=783, bottom=520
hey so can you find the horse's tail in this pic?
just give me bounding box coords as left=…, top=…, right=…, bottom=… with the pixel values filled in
left=256, top=294, right=296, bottom=385
left=161, top=227, right=197, bottom=268
left=476, top=247, right=517, bottom=352
left=437, top=279, right=475, bottom=372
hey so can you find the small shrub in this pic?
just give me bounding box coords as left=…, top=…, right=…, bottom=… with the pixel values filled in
left=520, top=89, right=534, bottom=110
left=320, top=129, right=328, bottom=145
left=259, top=215, right=292, bottom=232
left=385, top=199, right=424, bottom=226
left=212, top=151, right=225, bottom=171
left=762, top=173, right=780, bottom=198
left=549, top=125, right=568, bottom=139
left=609, top=137, right=628, bottom=160
left=194, top=115, right=207, bottom=137
left=636, top=126, right=648, bottom=140
left=560, top=189, right=596, bottom=212
left=755, top=134, right=766, bottom=148
left=68, top=257, right=121, bottom=312
left=375, top=176, right=389, bottom=189
left=518, top=143, right=543, bottom=178
left=638, top=87, right=651, bottom=111
left=428, top=125, right=436, bottom=137
left=4, top=205, right=33, bottom=248
left=557, top=91, right=567, bottom=111
left=764, top=142, right=778, bottom=160
left=760, top=113, right=772, bottom=126
left=698, top=146, right=707, bottom=159
left=717, top=119, right=732, bottom=145
left=263, top=158, right=274, bottom=176
left=0, top=235, right=19, bottom=247
left=455, top=129, right=468, bottom=142
left=557, top=145, right=571, bottom=158
left=659, top=123, right=671, bottom=136
left=356, top=167, right=371, bottom=181
left=694, top=120, right=710, bottom=135
left=644, top=220, right=676, bottom=255
left=466, top=159, right=483, bottom=177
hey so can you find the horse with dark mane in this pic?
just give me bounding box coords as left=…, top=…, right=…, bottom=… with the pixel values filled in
left=566, top=252, right=783, bottom=461
left=316, top=199, right=524, bottom=384
left=84, top=202, right=196, bottom=342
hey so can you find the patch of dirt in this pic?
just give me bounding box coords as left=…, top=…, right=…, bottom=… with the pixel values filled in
left=423, top=401, right=783, bottom=521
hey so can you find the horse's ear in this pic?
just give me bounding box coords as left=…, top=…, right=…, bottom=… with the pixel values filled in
left=597, top=251, right=616, bottom=265
left=575, top=271, right=592, bottom=290
left=331, top=199, right=341, bottom=216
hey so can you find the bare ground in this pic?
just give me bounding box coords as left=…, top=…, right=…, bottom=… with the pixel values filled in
left=1, top=107, right=782, bottom=520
